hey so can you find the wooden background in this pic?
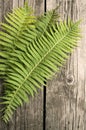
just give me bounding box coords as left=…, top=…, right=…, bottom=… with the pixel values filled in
left=0, top=0, right=86, bottom=130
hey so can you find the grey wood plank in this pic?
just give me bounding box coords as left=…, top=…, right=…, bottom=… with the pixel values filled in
left=0, top=0, right=6, bottom=129
left=12, top=0, right=44, bottom=130
left=3, top=0, right=13, bottom=16
left=19, top=1, right=44, bottom=129
left=18, top=0, right=24, bottom=7
left=14, top=90, right=43, bottom=130
left=0, top=0, right=4, bottom=22
left=0, top=0, right=44, bottom=130
left=0, top=0, right=13, bottom=130
left=15, top=1, right=44, bottom=129
left=13, top=0, right=18, bottom=8
left=46, top=0, right=86, bottom=130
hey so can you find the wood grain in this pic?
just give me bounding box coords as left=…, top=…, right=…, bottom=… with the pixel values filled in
left=46, top=0, right=86, bottom=130
left=0, top=1, right=13, bottom=130
left=0, top=0, right=86, bottom=130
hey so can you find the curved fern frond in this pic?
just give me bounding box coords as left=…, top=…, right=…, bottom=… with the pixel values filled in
left=2, top=20, right=80, bottom=122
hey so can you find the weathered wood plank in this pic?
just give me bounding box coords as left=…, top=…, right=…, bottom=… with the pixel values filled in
left=46, top=0, right=86, bottom=130
left=0, top=0, right=86, bottom=130
left=18, top=0, right=24, bottom=7
left=0, top=0, right=4, bottom=22
left=0, top=1, right=13, bottom=130
left=21, top=1, right=44, bottom=129
left=14, top=1, right=44, bottom=129
left=0, top=0, right=44, bottom=130
left=13, top=0, right=18, bottom=8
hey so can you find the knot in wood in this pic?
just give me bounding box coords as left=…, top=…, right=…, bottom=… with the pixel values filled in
left=66, top=74, right=74, bottom=86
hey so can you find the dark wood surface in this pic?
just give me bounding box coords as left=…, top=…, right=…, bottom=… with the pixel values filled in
left=0, top=0, right=86, bottom=130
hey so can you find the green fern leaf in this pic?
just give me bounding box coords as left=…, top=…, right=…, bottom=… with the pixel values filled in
left=1, top=19, right=80, bottom=122
left=0, top=4, right=36, bottom=77
left=0, top=5, right=59, bottom=79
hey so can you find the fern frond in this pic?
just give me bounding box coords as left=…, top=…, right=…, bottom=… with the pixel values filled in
left=2, top=20, right=80, bottom=122
left=0, top=4, right=36, bottom=77
left=20, top=7, right=60, bottom=49
left=0, top=5, right=60, bottom=78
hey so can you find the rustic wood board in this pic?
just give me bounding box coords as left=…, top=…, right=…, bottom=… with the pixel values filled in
left=0, top=0, right=44, bottom=130
left=0, top=0, right=86, bottom=130
left=0, top=1, right=13, bottom=130
left=46, top=0, right=86, bottom=130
